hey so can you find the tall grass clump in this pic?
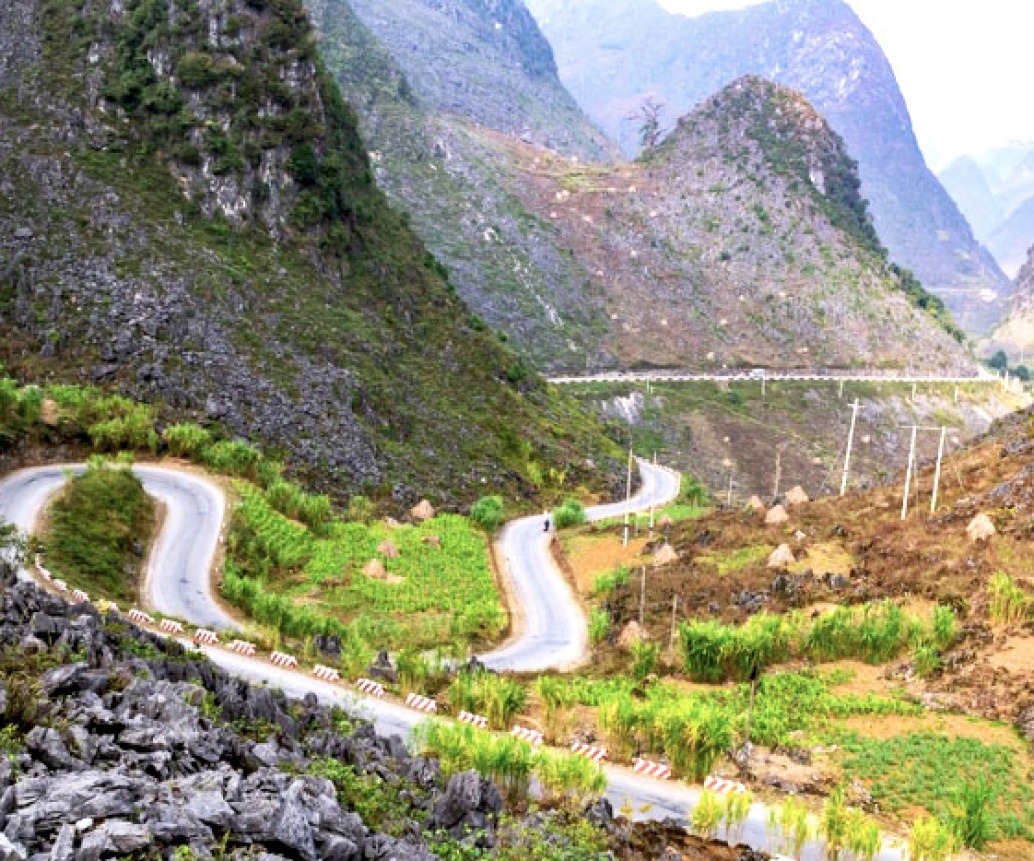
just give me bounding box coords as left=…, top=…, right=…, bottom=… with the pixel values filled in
left=447, top=671, right=527, bottom=730
left=723, top=789, right=753, bottom=845
left=690, top=789, right=723, bottom=839
left=949, top=779, right=994, bottom=850
left=203, top=439, right=262, bottom=478
left=768, top=796, right=812, bottom=860
left=588, top=608, right=611, bottom=647
left=843, top=810, right=881, bottom=861
left=535, top=676, right=575, bottom=743
left=591, top=565, right=629, bottom=597
left=265, top=478, right=331, bottom=530
left=908, top=815, right=957, bottom=861
left=988, top=572, right=1030, bottom=625
left=630, top=640, right=659, bottom=682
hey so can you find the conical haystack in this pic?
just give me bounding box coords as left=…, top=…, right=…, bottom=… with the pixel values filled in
left=785, top=486, right=810, bottom=506
left=653, top=544, right=679, bottom=567
left=618, top=621, right=644, bottom=649
left=411, top=499, right=435, bottom=522
left=966, top=514, right=996, bottom=544
left=377, top=539, right=400, bottom=559
left=40, top=398, right=60, bottom=427
left=746, top=495, right=765, bottom=513
left=383, top=517, right=401, bottom=530
left=765, top=505, right=789, bottom=526
left=767, top=544, right=796, bottom=568
left=363, top=559, right=388, bottom=580
left=659, top=514, right=674, bottom=529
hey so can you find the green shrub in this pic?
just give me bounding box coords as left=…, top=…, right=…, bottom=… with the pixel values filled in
left=988, top=572, right=1030, bottom=625
left=176, top=52, right=218, bottom=89
left=162, top=423, right=212, bottom=458
left=591, top=565, right=629, bottom=597
left=553, top=499, right=587, bottom=529
left=470, top=495, right=504, bottom=532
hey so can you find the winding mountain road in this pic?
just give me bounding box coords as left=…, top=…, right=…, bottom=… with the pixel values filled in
left=0, top=460, right=905, bottom=859
left=0, top=464, right=235, bottom=629
left=482, top=459, right=680, bottom=671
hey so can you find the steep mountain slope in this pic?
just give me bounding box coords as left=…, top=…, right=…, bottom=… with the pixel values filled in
left=987, top=244, right=1034, bottom=360
left=986, top=198, right=1034, bottom=280
left=305, top=0, right=619, bottom=371
left=525, top=0, right=1011, bottom=333
left=0, top=0, right=620, bottom=500
left=939, top=156, right=1004, bottom=241
left=503, top=78, right=971, bottom=371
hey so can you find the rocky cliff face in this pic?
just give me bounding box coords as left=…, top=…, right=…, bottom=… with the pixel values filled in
left=0, top=0, right=620, bottom=500
left=525, top=0, right=1011, bottom=334
left=500, top=78, right=972, bottom=371
left=339, top=0, right=615, bottom=161
left=304, top=0, right=619, bottom=372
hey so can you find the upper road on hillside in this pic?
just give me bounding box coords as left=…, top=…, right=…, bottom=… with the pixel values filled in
left=548, top=369, right=1002, bottom=385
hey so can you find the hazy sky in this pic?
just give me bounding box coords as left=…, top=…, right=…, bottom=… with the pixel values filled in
left=656, top=0, right=1033, bottom=170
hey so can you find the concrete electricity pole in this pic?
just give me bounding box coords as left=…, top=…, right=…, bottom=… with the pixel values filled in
left=840, top=399, right=861, bottom=497
left=622, top=447, right=633, bottom=547
left=901, top=425, right=919, bottom=520
left=931, top=427, right=948, bottom=513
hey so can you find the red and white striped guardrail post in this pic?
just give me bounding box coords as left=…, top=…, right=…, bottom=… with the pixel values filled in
left=570, top=742, right=608, bottom=762
left=226, top=640, right=257, bottom=656
left=704, top=775, right=747, bottom=794
left=311, top=664, right=341, bottom=682
left=127, top=608, right=155, bottom=625
left=193, top=629, right=219, bottom=646
left=355, top=678, right=386, bottom=698
left=268, top=651, right=299, bottom=669
left=159, top=619, right=184, bottom=635
left=70, top=589, right=90, bottom=604
left=632, top=758, right=672, bottom=780
left=457, top=711, right=489, bottom=729
left=511, top=726, right=544, bottom=746
left=404, top=693, right=437, bottom=713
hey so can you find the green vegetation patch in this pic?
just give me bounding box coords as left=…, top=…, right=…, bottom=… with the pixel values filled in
left=839, top=732, right=1034, bottom=842
left=222, top=484, right=504, bottom=652
left=44, top=458, right=154, bottom=603
left=698, top=544, right=772, bottom=576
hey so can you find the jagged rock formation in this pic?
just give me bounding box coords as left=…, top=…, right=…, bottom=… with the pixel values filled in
left=525, top=0, right=1011, bottom=333
left=0, top=0, right=619, bottom=500
left=0, top=560, right=769, bottom=858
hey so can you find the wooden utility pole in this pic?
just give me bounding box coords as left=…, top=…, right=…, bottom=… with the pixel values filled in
left=840, top=399, right=861, bottom=497
left=931, top=427, right=947, bottom=513
left=669, top=596, right=679, bottom=660
left=772, top=444, right=787, bottom=501
left=901, top=425, right=919, bottom=520
left=623, top=447, right=633, bottom=547
left=639, top=566, right=647, bottom=628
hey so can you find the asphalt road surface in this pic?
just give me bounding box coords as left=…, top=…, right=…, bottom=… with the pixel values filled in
left=0, top=464, right=235, bottom=630
left=482, top=458, right=681, bottom=671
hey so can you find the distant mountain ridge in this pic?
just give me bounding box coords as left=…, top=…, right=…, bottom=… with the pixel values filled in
left=524, top=0, right=1011, bottom=333
left=940, top=143, right=1034, bottom=279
